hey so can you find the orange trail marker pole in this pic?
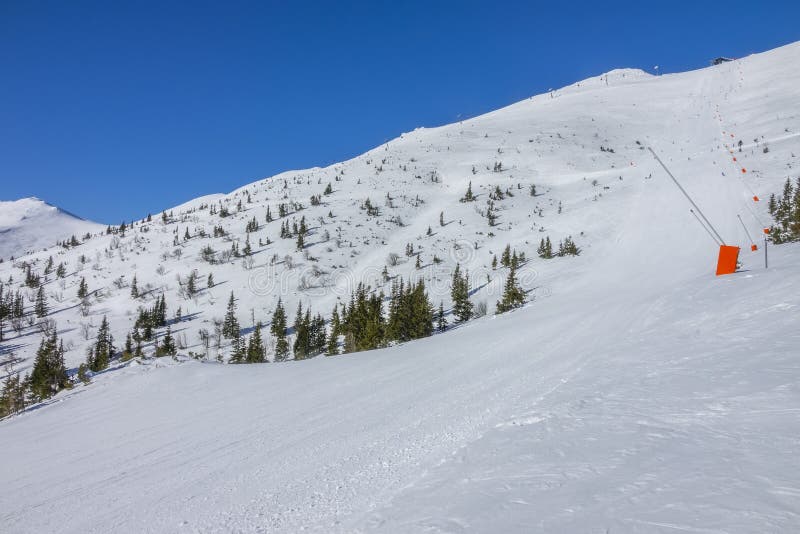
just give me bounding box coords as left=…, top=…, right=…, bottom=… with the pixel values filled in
left=737, top=214, right=757, bottom=251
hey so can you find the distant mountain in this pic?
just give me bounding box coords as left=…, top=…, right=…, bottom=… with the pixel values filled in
left=0, top=197, right=103, bottom=260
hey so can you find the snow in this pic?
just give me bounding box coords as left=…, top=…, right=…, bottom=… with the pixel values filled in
left=0, top=197, right=103, bottom=260
left=1, top=41, right=800, bottom=532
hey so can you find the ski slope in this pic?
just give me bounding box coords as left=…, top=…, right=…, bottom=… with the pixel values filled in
left=1, top=41, right=800, bottom=532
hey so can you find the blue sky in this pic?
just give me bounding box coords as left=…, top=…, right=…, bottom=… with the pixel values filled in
left=1, top=1, right=798, bottom=224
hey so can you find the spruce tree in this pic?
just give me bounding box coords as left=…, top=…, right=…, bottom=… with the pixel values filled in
left=157, top=326, right=177, bottom=357
left=0, top=372, right=27, bottom=417
left=186, top=270, right=198, bottom=297
left=34, top=285, right=48, bottom=318
left=451, top=264, right=473, bottom=323
left=77, top=277, right=88, bottom=299
left=496, top=265, right=525, bottom=314
left=293, top=304, right=311, bottom=360
left=88, top=316, right=114, bottom=372
left=28, top=331, right=68, bottom=401
left=501, top=244, right=512, bottom=268
left=247, top=322, right=266, bottom=363
left=271, top=299, right=289, bottom=362
left=326, top=306, right=340, bottom=355
left=222, top=292, right=240, bottom=340
left=461, top=181, right=476, bottom=202
left=436, top=301, right=447, bottom=332
left=131, top=274, right=139, bottom=298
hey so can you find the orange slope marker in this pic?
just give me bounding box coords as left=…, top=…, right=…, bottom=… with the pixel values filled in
left=716, top=245, right=740, bottom=276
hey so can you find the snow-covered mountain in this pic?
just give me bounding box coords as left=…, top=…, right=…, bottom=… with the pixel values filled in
left=0, top=197, right=103, bottom=260
left=1, top=41, right=799, bottom=533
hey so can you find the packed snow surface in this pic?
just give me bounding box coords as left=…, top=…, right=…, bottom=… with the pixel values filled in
left=2, top=41, right=800, bottom=532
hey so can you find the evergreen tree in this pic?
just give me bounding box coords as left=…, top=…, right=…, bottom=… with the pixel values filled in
left=77, top=277, right=88, bottom=299
left=34, top=285, right=48, bottom=318
left=496, top=265, right=525, bottom=314
left=326, top=306, right=340, bottom=356
left=436, top=301, right=447, bottom=332
left=55, top=262, right=67, bottom=278
left=293, top=304, right=311, bottom=360
left=207, top=273, right=215, bottom=289
left=131, top=274, right=139, bottom=298
left=0, top=372, right=27, bottom=417
left=88, top=316, right=114, bottom=372
left=243, top=234, right=252, bottom=256
left=186, top=270, right=198, bottom=297
left=28, top=331, right=68, bottom=401
left=246, top=322, right=266, bottom=363
left=122, top=332, right=134, bottom=360
left=271, top=298, right=289, bottom=362
left=157, top=326, right=177, bottom=357
left=461, top=181, right=476, bottom=202
left=222, top=292, right=240, bottom=339
left=451, top=264, right=473, bottom=323
left=501, top=244, right=512, bottom=268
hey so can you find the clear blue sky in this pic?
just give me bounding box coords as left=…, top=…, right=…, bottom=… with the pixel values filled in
left=1, top=1, right=797, bottom=224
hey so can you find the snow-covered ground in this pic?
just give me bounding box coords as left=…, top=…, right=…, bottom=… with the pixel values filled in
left=1, top=41, right=799, bottom=532
left=0, top=197, right=103, bottom=260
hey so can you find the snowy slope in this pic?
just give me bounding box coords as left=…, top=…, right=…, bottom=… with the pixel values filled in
left=0, top=197, right=103, bottom=260
left=1, top=41, right=800, bottom=533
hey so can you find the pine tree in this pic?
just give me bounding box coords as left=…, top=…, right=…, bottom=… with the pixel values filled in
left=88, top=316, right=114, bottom=372
left=122, top=332, right=134, bottom=361
left=492, top=255, right=498, bottom=270
left=186, top=270, right=198, bottom=297
left=436, top=301, right=447, bottom=332
left=293, top=304, right=311, bottom=360
left=34, top=285, right=48, bottom=318
left=55, top=262, right=67, bottom=278
left=222, top=292, right=240, bottom=340
left=496, top=265, right=525, bottom=314
left=247, top=322, right=266, bottom=363
left=207, top=273, right=214, bottom=288
left=271, top=298, right=289, bottom=362
left=451, top=264, right=473, bottom=323
left=326, top=306, right=340, bottom=356
left=461, top=181, right=476, bottom=202
left=28, top=331, right=68, bottom=401
left=501, top=244, right=512, bottom=268
left=243, top=234, right=252, bottom=256
left=77, top=277, right=88, bottom=299
left=157, top=326, right=177, bottom=357
left=0, top=372, right=27, bottom=417
left=131, top=274, right=139, bottom=298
